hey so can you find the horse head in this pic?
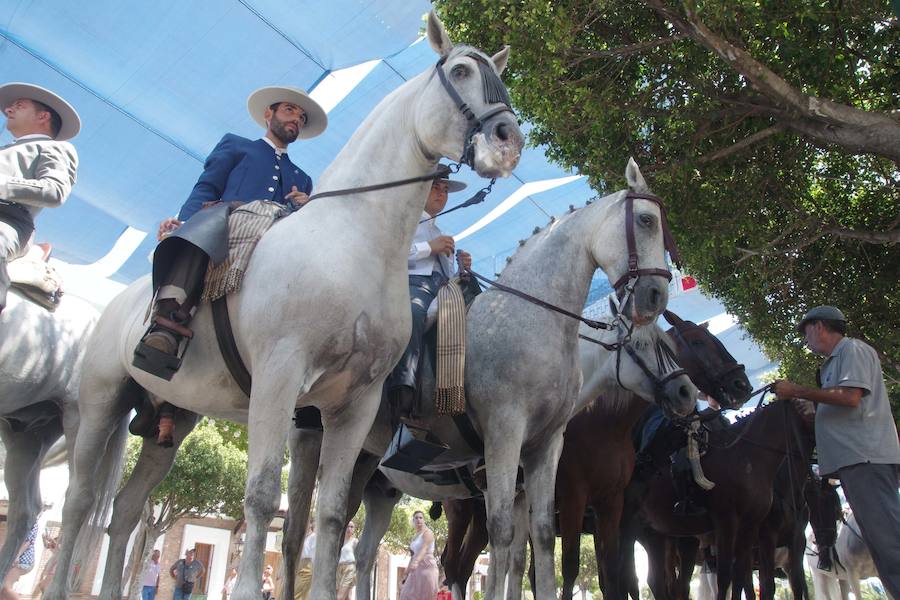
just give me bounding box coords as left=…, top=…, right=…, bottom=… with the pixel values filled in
left=585, top=312, right=697, bottom=418
left=589, top=159, right=677, bottom=325
left=663, top=310, right=753, bottom=409
left=418, top=12, right=524, bottom=178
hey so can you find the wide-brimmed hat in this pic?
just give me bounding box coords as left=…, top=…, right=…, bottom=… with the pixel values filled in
left=0, top=82, right=81, bottom=141
left=435, top=171, right=467, bottom=193
left=796, top=305, right=846, bottom=332
left=247, top=86, right=327, bottom=140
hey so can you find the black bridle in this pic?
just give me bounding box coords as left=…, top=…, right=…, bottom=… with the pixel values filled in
left=434, top=52, right=516, bottom=170
left=666, top=316, right=747, bottom=407
left=612, top=191, right=682, bottom=292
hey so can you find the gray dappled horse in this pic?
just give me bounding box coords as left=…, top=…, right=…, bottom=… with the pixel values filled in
left=43, top=12, right=523, bottom=600
left=282, top=160, right=696, bottom=599
left=0, top=290, right=126, bottom=585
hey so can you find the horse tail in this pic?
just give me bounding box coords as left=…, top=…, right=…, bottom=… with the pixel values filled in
left=429, top=502, right=443, bottom=521
left=68, top=408, right=130, bottom=589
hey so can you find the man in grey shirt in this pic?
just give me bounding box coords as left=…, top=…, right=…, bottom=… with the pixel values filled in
left=0, top=82, right=79, bottom=312
left=168, top=547, right=205, bottom=600
left=775, top=305, right=899, bottom=598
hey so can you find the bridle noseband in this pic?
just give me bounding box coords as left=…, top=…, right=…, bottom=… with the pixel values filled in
left=612, top=191, right=682, bottom=292
left=434, top=53, right=516, bottom=169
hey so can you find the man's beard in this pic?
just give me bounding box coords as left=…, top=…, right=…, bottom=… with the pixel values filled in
left=270, top=115, right=299, bottom=145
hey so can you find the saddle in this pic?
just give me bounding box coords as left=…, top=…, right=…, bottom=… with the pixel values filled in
left=8, top=243, right=64, bottom=311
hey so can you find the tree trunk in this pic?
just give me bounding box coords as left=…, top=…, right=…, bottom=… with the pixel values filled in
left=127, top=526, right=163, bottom=600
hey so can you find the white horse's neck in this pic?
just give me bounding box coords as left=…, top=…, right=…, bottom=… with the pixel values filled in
left=498, top=192, right=623, bottom=320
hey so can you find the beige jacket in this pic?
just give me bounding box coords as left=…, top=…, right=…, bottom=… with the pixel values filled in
left=0, top=136, right=78, bottom=221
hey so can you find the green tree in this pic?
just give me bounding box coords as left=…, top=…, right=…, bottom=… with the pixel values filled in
left=121, top=419, right=248, bottom=599
left=435, top=0, right=899, bottom=417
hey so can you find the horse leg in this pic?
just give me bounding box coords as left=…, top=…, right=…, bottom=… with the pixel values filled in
left=97, top=410, right=199, bottom=600
left=442, top=498, right=475, bottom=594
left=594, top=495, right=626, bottom=600
left=642, top=530, right=671, bottom=600
left=675, top=536, right=698, bottom=600
left=731, top=524, right=759, bottom=600
left=354, top=469, right=401, bottom=600
left=456, top=498, right=490, bottom=600
left=0, top=420, right=61, bottom=580
left=231, top=367, right=312, bottom=600
left=482, top=421, right=526, bottom=600
left=713, top=519, right=737, bottom=600
left=281, top=427, right=322, bottom=600
left=506, top=491, right=530, bottom=600
left=521, top=432, right=565, bottom=600
left=43, top=374, right=132, bottom=600
left=787, top=529, right=810, bottom=600
left=558, top=489, right=588, bottom=600
left=756, top=525, right=777, bottom=600
left=307, top=383, right=383, bottom=600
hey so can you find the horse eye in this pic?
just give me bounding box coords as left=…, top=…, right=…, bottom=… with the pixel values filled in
left=638, top=213, right=654, bottom=228
left=451, top=64, right=469, bottom=79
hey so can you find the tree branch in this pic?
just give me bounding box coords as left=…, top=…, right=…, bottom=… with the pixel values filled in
left=696, top=124, right=785, bottom=164
left=641, top=0, right=900, bottom=162
left=823, top=225, right=900, bottom=245
left=571, top=34, right=688, bottom=60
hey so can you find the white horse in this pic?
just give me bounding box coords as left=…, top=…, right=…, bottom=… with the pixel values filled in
left=0, top=289, right=125, bottom=585
left=43, top=13, right=522, bottom=600
left=281, top=160, right=697, bottom=599
left=350, top=314, right=697, bottom=600
left=807, top=513, right=881, bottom=600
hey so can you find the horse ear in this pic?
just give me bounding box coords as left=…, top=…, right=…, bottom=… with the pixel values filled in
left=662, top=310, right=681, bottom=327
left=699, top=321, right=710, bottom=329
left=625, top=157, right=649, bottom=193
left=427, top=11, right=454, bottom=57
left=491, top=46, right=510, bottom=75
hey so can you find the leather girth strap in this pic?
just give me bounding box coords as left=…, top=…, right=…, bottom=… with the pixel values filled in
left=212, top=297, right=252, bottom=397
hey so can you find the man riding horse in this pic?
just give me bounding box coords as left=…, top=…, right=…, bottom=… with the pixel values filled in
left=131, top=86, right=327, bottom=445
left=0, top=82, right=80, bottom=313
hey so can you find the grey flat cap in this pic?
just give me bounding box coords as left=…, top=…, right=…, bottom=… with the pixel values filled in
left=797, top=305, right=846, bottom=332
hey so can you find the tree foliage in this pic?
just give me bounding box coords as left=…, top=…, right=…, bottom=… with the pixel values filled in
left=436, top=0, right=899, bottom=415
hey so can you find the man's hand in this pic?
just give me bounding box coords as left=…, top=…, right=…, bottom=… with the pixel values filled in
left=285, top=186, right=310, bottom=208
left=773, top=380, right=800, bottom=400
left=457, top=250, right=472, bottom=271
left=428, top=235, right=455, bottom=256
left=157, top=217, right=183, bottom=241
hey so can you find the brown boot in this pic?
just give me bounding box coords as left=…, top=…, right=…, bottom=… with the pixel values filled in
left=157, top=412, right=175, bottom=447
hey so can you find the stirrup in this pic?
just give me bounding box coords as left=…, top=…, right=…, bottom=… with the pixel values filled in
left=380, top=422, right=448, bottom=474
left=133, top=317, right=193, bottom=380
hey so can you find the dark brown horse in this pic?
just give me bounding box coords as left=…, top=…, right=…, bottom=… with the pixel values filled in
left=435, top=310, right=752, bottom=598
left=632, top=399, right=816, bottom=600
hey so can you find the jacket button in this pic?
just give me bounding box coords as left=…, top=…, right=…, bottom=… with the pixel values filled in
left=272, top=175, right=278, bottom=180
left=268, top=187, right=275, bottom=192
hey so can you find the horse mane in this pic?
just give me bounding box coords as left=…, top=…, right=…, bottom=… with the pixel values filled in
left=502, top=191, right=619, bottom=267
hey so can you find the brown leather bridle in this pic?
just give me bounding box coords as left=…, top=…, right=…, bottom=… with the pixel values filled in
left=611, top=191, right=682, bottom=292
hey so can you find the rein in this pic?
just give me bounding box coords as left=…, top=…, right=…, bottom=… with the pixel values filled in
left=306, top=164, right=453, bottom=203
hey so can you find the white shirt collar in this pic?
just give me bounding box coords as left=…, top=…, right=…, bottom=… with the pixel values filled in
left=421, top=211, right=437, bottom=225
left=14, top=133, right=52, bottom=143
left=261, top=136, right=287, bottom=157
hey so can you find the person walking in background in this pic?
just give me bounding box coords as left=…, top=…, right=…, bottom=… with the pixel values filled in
left=336, top=521, right=358, bottom=600
left=0, top=520, right=39, bottom=600
left=399, top=511, right=439, bottom=600
left=169, top=547, right=204, bottom=600
left=261, top=564, right=275, bottom=599
left=294, top=521, right=315, bottom=600
left=139, top=549, right=161, bottom=600
left=221, top=567, right=237, bottom=600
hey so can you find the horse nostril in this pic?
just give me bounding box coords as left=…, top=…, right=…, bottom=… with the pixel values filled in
left=495, top=122, right=509, bottom=142
left=649, top=287, right=661, bottom=309
left=679, top=385, right=691, bottom=400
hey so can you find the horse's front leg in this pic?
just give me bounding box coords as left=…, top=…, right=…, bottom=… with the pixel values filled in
left=457, top=497, right=490, bottom=598
left=756, top=524, right=778, bottom=600
left=442, top=498, right=476, bottom=592
left=558, top=485, right=588, bottom=600
left=594, top=493, right=627, bottom=600
left=482, top=420, right=526, bottom=600
left=308, top=382, right=383, bottom=600
left=355, top=471, right=402, bottom=600
left=281, top=427, right=322, bottom=600
left=98, top=410, right=199, bottom=600
left=0, top=420, right=61, bottom=580
left=522, top=430, right=565, bottom=600
left=506, top=490, right=531, bottom=600
left=232, top=364, right=308, bottom=600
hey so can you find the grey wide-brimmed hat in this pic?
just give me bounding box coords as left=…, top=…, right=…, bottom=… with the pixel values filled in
left=796, top=305, right=846, bottom=332
left=435, top=171, right=467, bottom=193
left=247, top=86, right=327, bottom=140
left=0, top=82, right=81, bottom=141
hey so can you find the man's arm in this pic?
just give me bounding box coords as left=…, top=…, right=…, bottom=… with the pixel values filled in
left=773, top=381, right=863, bottom=407
left=178, top=134, right=242, bottom=222
left=0, top=142, right=78, bottom=208
left=169, top=560, right=179, bottom=578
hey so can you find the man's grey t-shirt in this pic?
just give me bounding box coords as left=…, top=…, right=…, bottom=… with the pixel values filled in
left=815, top=336, right=900, bottom=476
left=171, top=558, right=204, bottom=585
